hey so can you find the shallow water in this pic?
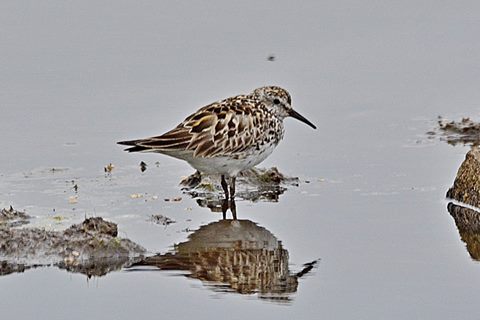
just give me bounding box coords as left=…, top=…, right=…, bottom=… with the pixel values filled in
left=2, top=1, right=480, bottom=319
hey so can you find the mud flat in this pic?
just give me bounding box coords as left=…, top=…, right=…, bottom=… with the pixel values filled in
left=0, top=206, right=30, bottom=228
left=0, top=216, right=145, bottom=277
left=436, top=117, right=480, bottom=146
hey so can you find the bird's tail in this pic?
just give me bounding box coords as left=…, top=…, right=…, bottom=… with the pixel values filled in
left=117, top=139, right=150, bottom=152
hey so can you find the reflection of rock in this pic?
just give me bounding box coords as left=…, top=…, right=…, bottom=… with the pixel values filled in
left=180, top=167, right=298, bottom=203
left=0, top=217, right=145, bottom=277
left=447, top=202, right=480, bottom=260
left=132, top=219, right=315, bottom=302
left=57, top=258, right=138, bottom=277
left=446, top=147, right=480, bottom=208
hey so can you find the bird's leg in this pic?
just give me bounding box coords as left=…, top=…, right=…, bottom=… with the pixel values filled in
left=221, top=198, right=228, bottom=220
left=230, top=198, right=237, bottom=220
left=221, top=175, right=229, bottom=200
left=229, top=177, right=236, bottom=199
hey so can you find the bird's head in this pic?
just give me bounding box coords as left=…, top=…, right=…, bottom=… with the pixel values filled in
left=252, top=86, right=316, bottom=129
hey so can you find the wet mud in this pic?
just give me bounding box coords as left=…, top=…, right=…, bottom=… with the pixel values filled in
left=180, top=166, right=299, bottom=203
left=434, top=117, right=480, bottom=146
left=0, top=216, right=145, bottom=277
left=0, top=206, right=30, bottom=228
left=0, top=166, right=303, bottom=280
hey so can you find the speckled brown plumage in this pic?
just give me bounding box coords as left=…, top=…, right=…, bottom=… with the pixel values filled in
left=118, top=86, right=316, bottom=199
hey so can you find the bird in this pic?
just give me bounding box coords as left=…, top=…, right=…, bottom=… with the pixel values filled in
left=118, top=86, right=316, bottom=200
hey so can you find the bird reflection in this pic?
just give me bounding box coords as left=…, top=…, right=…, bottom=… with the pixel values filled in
left=195, top=198, right=237, bottom=220
left=131, top=200, right=317, bottom=302
left=447, top=202, right=480, bottom=260
left=130, top=166, right=317, bottom=301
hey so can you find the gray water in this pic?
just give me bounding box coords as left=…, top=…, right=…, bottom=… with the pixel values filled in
left=1, top=1, right=480, bottom=319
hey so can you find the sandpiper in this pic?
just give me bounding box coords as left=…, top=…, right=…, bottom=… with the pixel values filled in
left=118, top=86, right=316, bottom=199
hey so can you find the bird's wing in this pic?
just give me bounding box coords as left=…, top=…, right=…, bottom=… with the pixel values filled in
left=119, top=97, right=264, bottom=158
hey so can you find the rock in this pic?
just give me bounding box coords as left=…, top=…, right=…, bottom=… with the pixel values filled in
left=0, top=217, right=145, bottom=277
left=447, top=202, right=480, bottom=260
left=0, top=206, right=30, bottom=228
left=65, top=217, right=118, bottom=237
left=150, top=214, right=175, bottom=226
left=446, top=147, right=480, bottom=208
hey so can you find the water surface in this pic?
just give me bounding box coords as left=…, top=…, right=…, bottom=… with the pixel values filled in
left=1, top=1, right=480, bottom=319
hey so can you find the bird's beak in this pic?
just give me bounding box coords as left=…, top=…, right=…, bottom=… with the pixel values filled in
left=289, top=109, right=317, bottom=129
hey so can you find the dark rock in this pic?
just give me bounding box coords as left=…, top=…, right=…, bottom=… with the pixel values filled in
left=150, top=214, right=175, bottom=226
left=446, top=147, right=480, bottom=208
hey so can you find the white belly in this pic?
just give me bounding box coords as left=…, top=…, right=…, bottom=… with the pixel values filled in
left=185, top=144, right=277, bottom=176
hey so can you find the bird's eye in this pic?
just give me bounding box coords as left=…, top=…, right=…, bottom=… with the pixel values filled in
left=273, top=98, right=280, bottom=105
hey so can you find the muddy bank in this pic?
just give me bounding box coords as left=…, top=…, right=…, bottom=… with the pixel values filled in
left=434, top=117, right=480, bottom=146
left=180, top=167, right=299, bottom=202
left=0, top=206, right=30, bottom=228
left=447, top=203, right=480, bottom=260
left=446, top=147, right=480, bottom=208
left=129, top=218, right=317, bottom=302
left=0, top=216, right=145, bottom=277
